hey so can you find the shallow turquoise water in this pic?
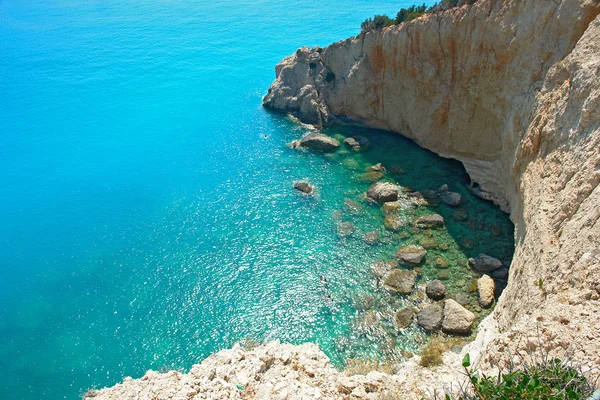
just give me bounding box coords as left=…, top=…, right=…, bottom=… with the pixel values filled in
left=0, top=1, right=513, bottom=398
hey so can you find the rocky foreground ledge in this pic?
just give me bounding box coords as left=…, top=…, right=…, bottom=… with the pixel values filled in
left=91, top=0, right=600, bottom=398
left=85, top=341, right=466, bottom=399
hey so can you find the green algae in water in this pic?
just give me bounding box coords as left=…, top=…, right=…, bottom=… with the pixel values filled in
left=282, top=124, right=514, bottom=367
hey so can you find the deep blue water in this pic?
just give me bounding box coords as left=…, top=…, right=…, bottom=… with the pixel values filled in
left=0, top=1, right=514, bottom=399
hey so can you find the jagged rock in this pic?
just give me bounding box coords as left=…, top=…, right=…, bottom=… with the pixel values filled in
left=366, top=182, right=399, bottom=203
left=394, top=244, right=427, bottom=265
left=370, top=259, right=398, bottom=277
left=383, top=270, right=417, bottom=295
left=299, top=133, right=339, bottom=150
left=363, top=231, right=379, bottom=244
left=293, top=181, right=314, bottom=194
left=395, top=307, right=414, bottom=329
left=426, top=280, right=446, bottom=300
left=440, top=192, right=462, bottom=206
left=469, top=254, right=503, bottom=272
left=442, top=299, right=475, bottom=334
left=414, top=214, right=444, bottom=228
left=417, top=304, right=443, bottom=332
left=437, top=184, right=449, bottom=192
left=337, top=222, right=355, bottom=237
left=477, top=274, right=495, bottom=308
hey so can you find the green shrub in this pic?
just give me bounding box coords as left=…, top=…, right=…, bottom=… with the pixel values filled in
left=360, top=15, right=394, bottom=33
left=361, top=1, right=480, bottom=34
left=396, top=4, right=428, bottom=24
left=456, top=353, right=597, bottom=400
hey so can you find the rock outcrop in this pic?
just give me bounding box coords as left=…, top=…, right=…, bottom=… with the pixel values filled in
left=93, top=0, right=600, bottom=398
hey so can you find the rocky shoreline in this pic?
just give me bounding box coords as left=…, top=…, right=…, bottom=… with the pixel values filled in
left=88, top=0, right=600, bottom=397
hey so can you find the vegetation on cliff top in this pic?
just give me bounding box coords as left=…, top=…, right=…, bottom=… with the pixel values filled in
left=452, top=353, right=598, bottom=400
left=360, top=0, right=478, bottom=34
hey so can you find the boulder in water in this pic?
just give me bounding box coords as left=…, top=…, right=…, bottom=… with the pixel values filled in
left=394, top=244, right=427, bottom=265
left=384, top=214, right=406, bottom=231
left=363, top=231, right=379, bottom=244
left=343, top=135, right=369, bottom=151
left=395, top=307, right=414, bottom=329
left=442, top=299, right=475, bottom=334
left=477, top=274, right=495, bottom=308
left=300, top=133, right=340, bottom=150
left=366, top=182, right=400, bottom=203
left=383, top=270, right=417, bottom=295
left=414, top=214, right=444, bottom=228
left=343, top=199, right=361, bottom=214
left=293, top=181, right=314, bottom=194
left=469, top=254, right=503, bottom=272
left=367, top=163, right=386, bottom=173
left=370, top=259, right=398, bottom=277
left=417, top=304, right=443, bottom=332
left=337, top=222, right=355, bottom=237
left=441, top=191, right=462, bottom=206
left=426, top=280, right=446, bottom=300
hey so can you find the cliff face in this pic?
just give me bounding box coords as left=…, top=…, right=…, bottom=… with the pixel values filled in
left=91, top=1, right=600, bottom=398
left=264, top=0, right=600, bottom=372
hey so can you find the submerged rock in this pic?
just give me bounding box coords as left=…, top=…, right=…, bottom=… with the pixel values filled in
left=414, top=214, right=445, bottom=228
left=395, top=244, right=427, bottom=265
left=417, top=304, right=443, bottom=332
left=384, top=214, right=407, bottom=231
left=477, top=274, right=495, bottom=308
left=299, top=133, right=340, bottom=150
left=469, top=254, right=503, bottom=272
left=390, top=164, right=405, bottom=175
left=343, top=198, right=361, bottom=214
left=492, top=267, right=509, bottom=280
left=382, top=201, right=401, bottom=215
left=367, top=163, right=386, bottom=173
left=366, top=182, right=400, bottom=203
left=343, top=135, right=369, bottom=151
left=359, top=171, right=385, bottom=182
left=453, top=209, right=469, bottom=221
left=370, top=259, right=398, bottom=277
left=435, top=257, right=449, bottom=269
left=395, top=307, right=414, bottom=329
left=440, top=191, right=462, bottom=206
left=363, top=231, right=379, bottom=244
left=383, top=270, right=417, bottom=295
left=293, top=181, right=314, bottom=194
left=337, top=222, right=355, bottom=237
left=420, top=237, right=439, bottom=249
left=442, top=299, right=475, bottom=334
left=426, top=280, right=446, bottom=300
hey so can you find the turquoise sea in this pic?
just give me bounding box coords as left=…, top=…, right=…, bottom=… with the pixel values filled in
left=0, top=1, right=514, bottom=399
